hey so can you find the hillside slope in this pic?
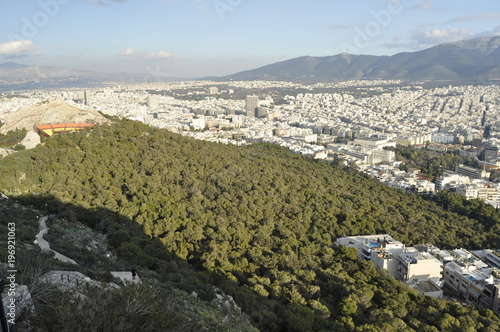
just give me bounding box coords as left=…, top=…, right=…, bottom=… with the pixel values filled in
left=1, top=119, right=500, bottom=331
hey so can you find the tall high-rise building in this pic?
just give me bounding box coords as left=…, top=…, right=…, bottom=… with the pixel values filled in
left=246, top=95, right=258, bottom=118
left=84, top=91, right=90, bottom=106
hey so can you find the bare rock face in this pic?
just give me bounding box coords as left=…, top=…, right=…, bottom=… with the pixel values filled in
left=0, top=99, right=109, bottom=134
left=2, top=283, right=34, bottom=324
left=20, top=130, right=41, bottom=150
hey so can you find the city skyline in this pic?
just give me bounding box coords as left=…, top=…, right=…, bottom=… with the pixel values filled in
left=1, top=0, right=499, bottom=78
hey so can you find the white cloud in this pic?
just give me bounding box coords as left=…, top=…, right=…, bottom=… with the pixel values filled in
left=424, top=29, right=452, bottom=38
left=118, top=48, right=137, bottom=61
left=121, top=48, right=135, bottom=56
left=0, top=40, right=39, bottom=56
left=411, top=1, right=436, bottom=10
left=146, top=50, right=173, bottom=59
left=415, top=28, right=471, bottom=46
left=407, top=26, right=500, bottom=51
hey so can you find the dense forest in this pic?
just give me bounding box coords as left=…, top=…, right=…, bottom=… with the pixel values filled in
left=2, top=119, right=500, bottom=331
left=0, top=128, right=26, bottom=149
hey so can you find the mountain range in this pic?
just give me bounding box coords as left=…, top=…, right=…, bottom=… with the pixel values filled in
left=1, top=36, right=499, bottom=88
left=215, top=36, right=500, bottom=82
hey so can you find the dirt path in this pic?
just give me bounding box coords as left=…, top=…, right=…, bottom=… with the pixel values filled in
left=36, top=216, right=78, bottom=265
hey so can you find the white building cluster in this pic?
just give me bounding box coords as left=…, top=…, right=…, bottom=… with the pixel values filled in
left=337, top=234, right=500, bottom=314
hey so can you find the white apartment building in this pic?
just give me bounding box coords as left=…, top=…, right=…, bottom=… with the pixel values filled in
left=435, top=172, right=471, bottom=191
left=191, top=118, right=206, bottom=131
left=327, top=145, right=395, bottom=166
left=337, top=234, right=444, bottom=298
left=472, top=250, right=500, bottom=269
left=443, top=251, right=500, bottom=315
left=413, top=180, right=436, bottom=194
left=394, top=133, right=433, bottom=146
left=455, top=183, right=500, bottom=203
left=370, top=149, right=395, bottom=165
left=396, top=250, right=443, bottom=282
left=432, top=134, right=455, bottom=144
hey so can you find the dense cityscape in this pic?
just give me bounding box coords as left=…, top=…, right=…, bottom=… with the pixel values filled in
left=2, top=80, right=500, bottom=204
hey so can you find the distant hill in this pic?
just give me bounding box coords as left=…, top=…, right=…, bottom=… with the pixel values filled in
left=0, top=63, right=184, bottom=90
left=216, top=36, right=500, bottom=82
left=0, top=62, right=116, bottom=90
left=0, top=61, right=29, bottom=70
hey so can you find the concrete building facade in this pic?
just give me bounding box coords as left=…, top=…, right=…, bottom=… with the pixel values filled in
left=396, top=251, right=443, bottom=282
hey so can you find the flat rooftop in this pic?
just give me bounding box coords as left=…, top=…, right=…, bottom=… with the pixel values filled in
left=337, top=234, right=394, bottom=247
left=416, top=280, right=441, bottom=293
left=336, top=234, right=405, bottom=256
left=399, top=251, right=439, bottom=263
left=356, top=137, right=388, bottom=142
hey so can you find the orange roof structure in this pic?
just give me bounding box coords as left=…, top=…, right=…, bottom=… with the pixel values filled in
left=34, top=123, right=96, bottom=137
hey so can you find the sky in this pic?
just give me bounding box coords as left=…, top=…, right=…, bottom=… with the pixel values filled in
left=0, top=0, right=499, bottom=78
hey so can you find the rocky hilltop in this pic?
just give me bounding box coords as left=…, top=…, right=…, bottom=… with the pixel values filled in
left=0, top=99, right=109, bottom=149
left=0, top=99, right=109, bottom=134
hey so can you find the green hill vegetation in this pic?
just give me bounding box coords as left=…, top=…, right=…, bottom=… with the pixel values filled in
left=1, top=119, right=500, bottom=331
left=0, top=128, right=26, bottom=148
left=0, top=199, right=258, bottom=332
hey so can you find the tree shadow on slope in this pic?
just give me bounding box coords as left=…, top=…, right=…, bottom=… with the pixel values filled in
left=6, top=195, right=267, bottom=331
left=12, top=194, right=327, bottom=332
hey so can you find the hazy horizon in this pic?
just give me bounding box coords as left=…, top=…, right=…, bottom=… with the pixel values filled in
left=1, top=0, right=499, bottom=78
